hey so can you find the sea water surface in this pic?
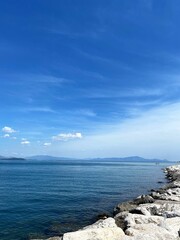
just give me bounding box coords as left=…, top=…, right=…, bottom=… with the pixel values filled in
left=0, top=159, right=170, bottom=240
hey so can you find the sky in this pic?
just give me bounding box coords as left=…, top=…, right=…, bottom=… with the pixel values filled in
left=1, top=0, right=180, bottom=160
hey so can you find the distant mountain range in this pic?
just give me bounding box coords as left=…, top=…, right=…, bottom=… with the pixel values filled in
left=26, top=155, right=169, bottom=162
left=89, top=156, right=169, bottom=163
left=0, top=154, right=170, bottom=162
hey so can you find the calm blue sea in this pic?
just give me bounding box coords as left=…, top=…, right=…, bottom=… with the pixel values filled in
left=0, top=160, right=170, bottom=240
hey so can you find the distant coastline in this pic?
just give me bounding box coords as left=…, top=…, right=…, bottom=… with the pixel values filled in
left=0, top=154, right=171, bottom=163
left=0, top=154, right=170, bottom=163
left=26, top=155, right=170, bottom=163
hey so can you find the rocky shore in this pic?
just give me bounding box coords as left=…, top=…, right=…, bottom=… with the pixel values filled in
left=34, top=164, right=180, bottom=240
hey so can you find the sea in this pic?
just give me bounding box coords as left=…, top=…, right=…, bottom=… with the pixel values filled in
left=0, top=159, right=171, bottom=240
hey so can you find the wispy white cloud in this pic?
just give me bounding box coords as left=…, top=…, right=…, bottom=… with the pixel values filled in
left=73, top=109, right=96, bottom=117
left=3, top=134, right=10, bottom=138
left=34, top=75, right=66, bottom=85
left=18, top=107, right=56, bottom=113
left=74, top=48, right=131, bottom=71
left=21, top=140, right=30, bottom=145
left=81, top=87, right=164, bottom=99
left=2, top=126, right=16, bottom=133
left=46, top=21, right=104, bottom=40
left=2, top=132, right=17, bottom=140
left=43, top=142, right=52, bottom=146
left=52, top=132, right=82, bottom=141
left=7, top=74, right=67, bottom=86
left=1, top=73, right=70, bottom=105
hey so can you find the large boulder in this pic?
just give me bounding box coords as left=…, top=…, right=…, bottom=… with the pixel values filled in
left=124, top=223, right=178, bottom=240
left=114, top=212, right=180, bottom=240
left=164, top=217, right=180, bottom=234
left=114, top=195, right=155, bottom=215
left=151, top=188, right=180, bottom=201
left=114, top=211, right=129, bottom=230
left=63, top=217, right=125, bottom=240
left=134, top=195, right=155, bottom=205
left=124, top=213, right=164, bottom=227
left=114, top=201, right=138, bottom=215
left=63, top=227, right=125, bottom=240
left=83, top=217, right=117, bottom=230
left=134, top=200, right=180, bottom=217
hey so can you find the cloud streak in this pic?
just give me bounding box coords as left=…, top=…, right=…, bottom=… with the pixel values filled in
left=52, top=132, right=82, bottom=141
left=18, top=107, right=57, bottom=113
left=82, top=87, right=164, bottom=99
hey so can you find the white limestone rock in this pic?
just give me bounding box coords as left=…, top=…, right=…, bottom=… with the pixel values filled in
left=63, top=227, right=125, bottom=240
left=134, top=200, right=180, bottom=217
left=120, top=212, right=180, bottom=237
left=151, top=187, right=180, bottom=201
left=166, top=165, right=180, bottom=172
left=83, top=217, right=117, bottom=230
left=125, top=223, right=178, bottom=240
left=62, top=217, right=125, bottom=240
left=164, top=217, right=180, bottom=234
left=124, top=213, right=164, bottom=227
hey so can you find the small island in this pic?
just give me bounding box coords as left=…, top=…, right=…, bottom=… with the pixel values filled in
left=0, top=155, right=25, bottom=161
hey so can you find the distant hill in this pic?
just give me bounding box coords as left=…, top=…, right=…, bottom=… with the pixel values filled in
left=27, top=155, right=74, bottom=161
left=0, top=155, right=25, bottom=160
left=27, top=155, right=169, bottom=162
left=90, top=156, right=169, bottom=163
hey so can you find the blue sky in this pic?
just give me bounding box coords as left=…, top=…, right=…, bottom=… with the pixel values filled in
left=1, top=0, right=180, bottom=160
